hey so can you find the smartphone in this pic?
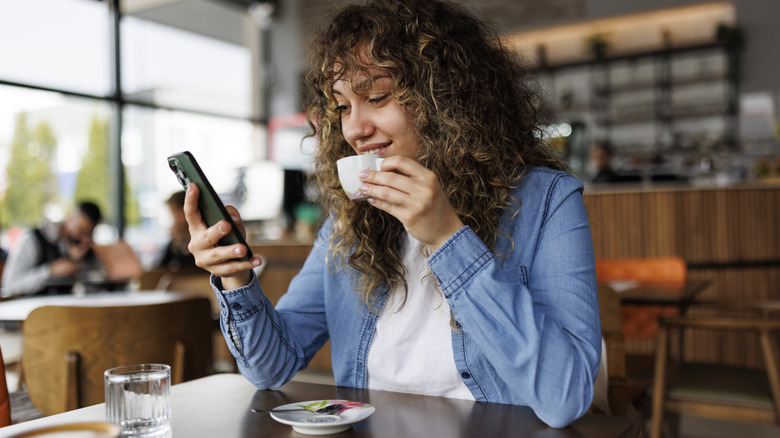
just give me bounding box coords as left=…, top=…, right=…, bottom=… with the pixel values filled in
left=167, top=151, right=253, bottom=261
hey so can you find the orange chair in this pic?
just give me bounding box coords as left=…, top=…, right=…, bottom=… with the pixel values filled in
left=595, top=256, right=687, bottom=341
left=0, top=345, right=11, bottom=427
left=595, top=256, right=686, bottom=286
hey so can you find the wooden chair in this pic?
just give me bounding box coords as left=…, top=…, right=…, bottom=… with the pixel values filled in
left=595, top=257, right=688, bottom=379
left=21, top=296, right=213, bottom=416
left=158, top=272, right=238, bottom=373
left=137, top=268, right=170, bottom=290
left=650, top=312, right=780, bottom=438
left=595, top=256, right=687, bottom=340
left=595, top=256, right=687, bottom=286
left=592, top=283, right=643, bottom=435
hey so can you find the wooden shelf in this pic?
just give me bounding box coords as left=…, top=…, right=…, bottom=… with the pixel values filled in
left=541, top=40, right=737, bottom=158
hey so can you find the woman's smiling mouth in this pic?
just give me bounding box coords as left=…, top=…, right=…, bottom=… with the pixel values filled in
left=359, top=145, right=389, bottom=155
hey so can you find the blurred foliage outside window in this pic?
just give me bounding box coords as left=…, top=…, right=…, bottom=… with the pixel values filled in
left=0, top=110, right=139, bottom=230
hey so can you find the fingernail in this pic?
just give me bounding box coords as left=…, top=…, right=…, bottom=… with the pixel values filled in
left=233, top=247, right=242, bottom=255
left=358, top=170, right=369, bottom=179
left=231, top=215, right=239, bottom=222
left=359, top=184, right=369, bottom=193
left=218, top=223, right=226, bottom=233
left=252, top=258, right=261, bottom=267
left=367, top=197, right=376, bottom=205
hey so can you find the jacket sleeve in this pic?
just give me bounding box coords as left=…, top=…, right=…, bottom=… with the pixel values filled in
left=1, top=229, right=50, bottom=297
left=212, top=226, right=331, bottom=389
left=427, top=175, right=601, bottom=428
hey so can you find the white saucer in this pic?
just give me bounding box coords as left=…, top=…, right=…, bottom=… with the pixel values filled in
left=269, top=399, right=375, bottom=435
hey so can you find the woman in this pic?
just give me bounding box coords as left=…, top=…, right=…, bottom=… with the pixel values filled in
left=185, top=0, right=600, bottom=428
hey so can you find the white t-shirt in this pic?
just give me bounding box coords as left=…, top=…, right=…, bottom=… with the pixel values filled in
left=366, top=233, right=474, bottom=400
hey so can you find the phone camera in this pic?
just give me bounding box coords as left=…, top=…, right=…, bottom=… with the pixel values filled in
left=170, top=162, right=188, bottom=187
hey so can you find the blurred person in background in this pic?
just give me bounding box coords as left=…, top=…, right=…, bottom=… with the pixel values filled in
left=589, top=141, right=640, bottom=184
left=155, top=191, right=196, bottom=272
left=589, top=141, right=620, bottom=183
left=1, top=201, right=102, bottom=297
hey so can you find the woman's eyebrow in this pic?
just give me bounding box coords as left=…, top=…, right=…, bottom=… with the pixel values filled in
left=331, top=74, right=391, bottom=95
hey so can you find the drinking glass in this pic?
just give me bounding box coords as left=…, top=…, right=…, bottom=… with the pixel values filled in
left=104, top=364, right=172, bottom=436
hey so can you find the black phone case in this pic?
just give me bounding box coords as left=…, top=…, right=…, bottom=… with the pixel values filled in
left=167, top=151, right=253, bottom=261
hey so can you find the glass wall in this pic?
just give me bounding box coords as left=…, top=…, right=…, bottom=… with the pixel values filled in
left=122, top=107, right=260, bottom=266
left=0, top=0, right=111, bottom=95
left=0, top=85, right=115, bottom=248
left=122, top=16, right=253, bottom=118
left=0, top=0, right=266, bottom=268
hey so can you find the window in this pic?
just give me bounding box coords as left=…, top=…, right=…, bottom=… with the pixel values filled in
left=0, top=0, right=268, bottom=267
left=122, top=106, right=262, bottom=267
left=0, top=87, right=116, bottom=249
left=122, top=16, right=253, bottom=118
left=0, top=0, right=110, bottom=95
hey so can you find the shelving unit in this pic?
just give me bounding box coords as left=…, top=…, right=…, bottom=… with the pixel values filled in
left=539, top=42, right=738, bottom=180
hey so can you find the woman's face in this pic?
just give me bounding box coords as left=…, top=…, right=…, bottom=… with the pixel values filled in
left=332, top=69, right=421, bottom=159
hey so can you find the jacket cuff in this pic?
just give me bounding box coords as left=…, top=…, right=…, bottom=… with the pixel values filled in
left=427, top=226, right=492, bottom=297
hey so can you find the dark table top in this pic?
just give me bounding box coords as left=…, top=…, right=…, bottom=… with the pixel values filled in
left=2, top=374, right=636, bottom=437
left=608, top=279, right=712, bottom=306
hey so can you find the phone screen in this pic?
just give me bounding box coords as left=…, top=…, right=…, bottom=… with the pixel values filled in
left=167, top=151, right=253, bottom=261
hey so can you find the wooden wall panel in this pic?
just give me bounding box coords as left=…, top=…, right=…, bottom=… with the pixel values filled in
left=248, top=186, right=779, bottom=371
left=584, top=185, right=780, bottom=367
left=585, top=186, right=780, bottom=262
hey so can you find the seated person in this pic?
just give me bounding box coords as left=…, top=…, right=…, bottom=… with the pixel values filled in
left=185, top=0, right=600, bottom=428
left=155, top=191, right=197, bottom=272
left=589, top=141, right=639, bottom=184
left=2, top=201, right=103, bottom=297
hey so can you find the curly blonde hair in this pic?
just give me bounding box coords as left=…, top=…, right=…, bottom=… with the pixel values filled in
left=304, top=0, right=567, bottom=308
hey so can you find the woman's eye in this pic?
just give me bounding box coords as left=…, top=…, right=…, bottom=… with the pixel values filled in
left=334, top=104, right=349, bottom=114
left=369, top=93, right=390, bottom=104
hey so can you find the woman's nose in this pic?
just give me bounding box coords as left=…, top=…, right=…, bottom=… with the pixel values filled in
left=343, top=107, right=374, bottom=142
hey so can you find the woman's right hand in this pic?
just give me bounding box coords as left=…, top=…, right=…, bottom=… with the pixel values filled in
left=183, top=183, right=262, bottom=290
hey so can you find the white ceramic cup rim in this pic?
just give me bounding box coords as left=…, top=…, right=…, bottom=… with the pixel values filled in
left=336, top=155, right=384, bottom=200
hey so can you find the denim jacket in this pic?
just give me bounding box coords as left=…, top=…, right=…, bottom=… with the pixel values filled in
left=212, top=167, right=601, bottom=428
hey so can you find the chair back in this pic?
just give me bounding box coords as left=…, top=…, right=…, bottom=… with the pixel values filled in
left=595, top=256, right=687, bottom=286
left=596, top=256, right=688, bottom=342
left=22, top=296, right=213, bottom=416
left=160, top=273, right=238, bottom=372
left=651, top=313, right=780, bottom=437
left=592, top=284, right=624, bottom=414
left=597, top=283, right=626, bottom=380
left=160, top=273, right=217, bottom=313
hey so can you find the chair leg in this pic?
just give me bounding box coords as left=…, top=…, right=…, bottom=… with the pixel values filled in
left=759, top=329, right=780, bottom=423
left=661, top=413, right=680, bottom=438
left=15, top=360, right=24, bottom=392
left=173, top=342, right=185, bottom=385
left=650, top=326, right=669, bottom=438
left=65, top=351, right=80, bottom=411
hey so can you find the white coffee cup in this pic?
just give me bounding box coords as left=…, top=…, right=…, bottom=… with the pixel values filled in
left=337, top=155, right=384, bottom=200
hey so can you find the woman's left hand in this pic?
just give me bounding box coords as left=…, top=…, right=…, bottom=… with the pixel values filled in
left=358, top=156, right=464, bottom=252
